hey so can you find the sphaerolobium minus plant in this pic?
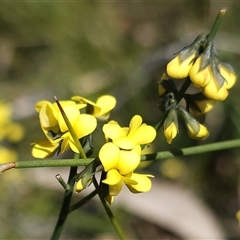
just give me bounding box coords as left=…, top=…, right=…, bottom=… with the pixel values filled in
left=0, top=9, right=239, bottom=240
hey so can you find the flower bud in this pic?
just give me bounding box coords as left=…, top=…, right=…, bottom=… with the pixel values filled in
left=202, top=78, right=228, bottom=101
left=184, top=93, right=215, bottom=115
left=166, top=34, right=206, bottom=79
left=179, top=107, right=209, bottom=140
left=163, top=108, right=178, bottom=144
left=219, top=63, right=237, bottom=90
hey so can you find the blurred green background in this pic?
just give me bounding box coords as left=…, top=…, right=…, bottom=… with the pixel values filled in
left=1, top=1, right=240, bottom=239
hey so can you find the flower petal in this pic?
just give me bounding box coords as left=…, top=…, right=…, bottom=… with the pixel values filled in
left=126, top=173, right=154, bottom=193
left=129, top=125, right=156, bottom=145
left=95, top=95, right=116, bottom=119
left=102, top=121, right=126, bottom=140
left=105, top=194, right=114, bottom=204
left=39, top=102, right=58, bottom=128
left=102, top=169, right=123, bottom=196
left=167, top=54, right=195, bottom=79
left=99, top=142, right=120, bottom=171
left=113, top=136, right=135, bottom=150
left=164, top=122, right=178, bottom=144
left=202, top=79, right=228, bottom=101
left=32, top=140, right=59, bottom=158
left=117, top=146, right=141, bottom=175
left=127, top=115, right=142, bottom=137
left=73, top=114, right=97, bottom=138
left=57, top=105, right=81, bottom=132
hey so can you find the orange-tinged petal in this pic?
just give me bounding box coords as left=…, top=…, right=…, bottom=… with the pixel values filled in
left=99, top=142, right=120, bottom=171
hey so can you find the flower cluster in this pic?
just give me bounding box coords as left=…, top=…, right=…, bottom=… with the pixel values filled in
left=165, top=34, right=237, bottom=102
left=32, top=95, right=116, bottom=158
left=98, top=115, right=156, bottom=204
left=158, top=34, right=237, bottom=144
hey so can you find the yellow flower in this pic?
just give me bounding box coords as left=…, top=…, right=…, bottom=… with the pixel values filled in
left=189, top=57, right=212, bottom=87
left=102, top=115, right=156, bottom=150
left=99, top=142, right=141, bottom=175
left=102, top=169, right=154, bottom=204
left=72, top=95, right=116, bottom=120
left=99, top=115, right=156, bottom=174
left=167, top=53, right=195, bottom=79
left=32, top=99, right=97, bottom=158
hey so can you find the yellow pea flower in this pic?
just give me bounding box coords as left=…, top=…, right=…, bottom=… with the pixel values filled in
left=32, top=99, right=97, bottom=158
left=102, top=169, right=154, bottom=204
left=72, top=95, right=116, bottom=120
left=102, top=115, right=156, bottom=150
left=99, top=142, right=141, bottom=175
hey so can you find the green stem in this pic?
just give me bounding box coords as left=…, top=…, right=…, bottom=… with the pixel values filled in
left=206, top=9, right=226, bottom=42
left=176, top=77, right=191, bottom=104
left=1, top=139, right=240, bottom=173
left=93, top=177, right=126, bottom=240
left=54, top=97, right=87, bottom=157
left=50, top=153, right=79, bottom=240
left=69, top=190, right=97, bottom=213
left=141, top=139, right=240, bottom=161
left=15, top=158, right=94, bottom=169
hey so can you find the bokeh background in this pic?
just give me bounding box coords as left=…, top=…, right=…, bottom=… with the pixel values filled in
left=1, top=1, right=240, bottom=239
